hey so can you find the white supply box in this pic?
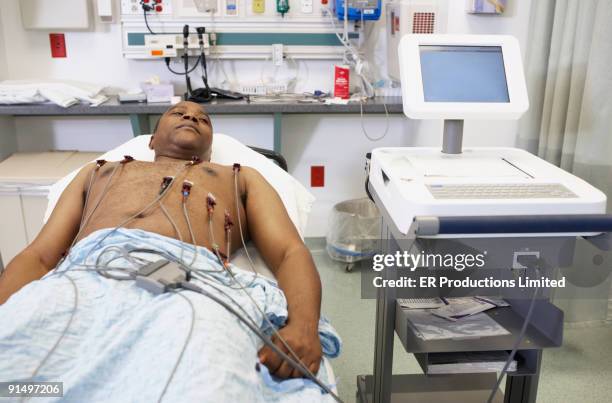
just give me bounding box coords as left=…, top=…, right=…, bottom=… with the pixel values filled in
left=0, top=152, right=99, bottom=264
left=20, top=0, right=90, bottom=29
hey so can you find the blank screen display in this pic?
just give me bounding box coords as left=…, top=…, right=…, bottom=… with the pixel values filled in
left=419, top=45, right=510, bottom=103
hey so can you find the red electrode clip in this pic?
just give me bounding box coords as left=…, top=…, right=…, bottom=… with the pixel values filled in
left=224, top=210, right=233, bottom=231
left=182, top=180, right=193, bottom=198
left=187, top=156, right=202, bottom=166
left=160, top=176, right=174, bottom=194
left=95, top=159, right=107, bottom=170
left=206, top=192, right=217, bottom=213
left=120, top=155, right=134, bottom=164
left=232, top=163, right=241, bottom=172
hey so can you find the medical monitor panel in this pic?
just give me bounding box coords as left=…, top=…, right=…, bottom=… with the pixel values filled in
left=419, top=45, right=509, bottom=103
left=398, top=34, right=528, bottom=120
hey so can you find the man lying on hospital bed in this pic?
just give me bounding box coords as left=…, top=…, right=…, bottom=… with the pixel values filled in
left=0, top=101, right=341, bottom=402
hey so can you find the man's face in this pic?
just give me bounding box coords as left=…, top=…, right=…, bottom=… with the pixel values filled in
left=149, top=101, right=213, bottom=161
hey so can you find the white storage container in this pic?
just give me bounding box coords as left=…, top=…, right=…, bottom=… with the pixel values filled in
left=0, top=151, right=99, bottom=264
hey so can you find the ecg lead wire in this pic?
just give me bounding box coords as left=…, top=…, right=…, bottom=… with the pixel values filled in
left=24, top=274, right=78, bottom=402
left=157, top=290, right=196, bottom=403
left=179, top=281, right=342, bottom=403
left=229, top=166, right=323, bottom=389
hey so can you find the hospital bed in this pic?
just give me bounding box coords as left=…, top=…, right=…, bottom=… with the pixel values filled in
left=1, top=133, right=340, bottom=402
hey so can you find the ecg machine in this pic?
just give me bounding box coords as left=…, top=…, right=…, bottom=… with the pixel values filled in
left=359, top=35, right=612, bottom=403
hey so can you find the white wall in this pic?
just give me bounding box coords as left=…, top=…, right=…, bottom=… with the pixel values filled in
left=0, top=0, right=533, bottom=236
left=0, top=5, right=17, bottom=161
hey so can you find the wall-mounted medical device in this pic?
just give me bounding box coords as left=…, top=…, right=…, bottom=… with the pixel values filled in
left=276, top=0, right=290, bottom=17
left=143, top=33, right=210, bottom=58
left=120, top=0, right=355, bottom=59
left=334, top=0, right=382, bottom=21
left=387, top=0, right=447, bottom=80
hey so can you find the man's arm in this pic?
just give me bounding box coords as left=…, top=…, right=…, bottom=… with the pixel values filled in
left=0, top=164, right=94, bottom=305
left=241, top=167, right=323, bottom=379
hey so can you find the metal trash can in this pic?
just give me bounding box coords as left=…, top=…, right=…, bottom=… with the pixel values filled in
left=326, top=198, right=381, bottom=272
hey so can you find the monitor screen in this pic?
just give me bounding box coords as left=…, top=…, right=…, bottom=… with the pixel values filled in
left=419, top=45, right=510, bottom=103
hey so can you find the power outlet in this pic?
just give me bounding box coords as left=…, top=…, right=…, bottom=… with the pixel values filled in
left=121, top=0, right=172, bottom=15
left=311, top=166, right=325, bottom=187
left=49, top=33, right=67, bottom=58
left=238, top=85, right=267, bottom=95
left=301, top=0, right=313, bottom=13
left=272, top=44, right=284, bottom=66
left=266, top=84, right=288, bottom=94
left=238, top=84, right=287, bottom=95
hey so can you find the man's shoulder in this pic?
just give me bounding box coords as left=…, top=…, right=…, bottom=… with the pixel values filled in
left=207, top=162, right=260, bottom=177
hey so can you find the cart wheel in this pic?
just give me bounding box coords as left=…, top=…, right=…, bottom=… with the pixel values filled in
left=345, top=264, right=353, bottom=272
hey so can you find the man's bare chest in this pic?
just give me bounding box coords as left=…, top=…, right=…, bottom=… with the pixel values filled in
left=83, top=161, right=242, bottom=235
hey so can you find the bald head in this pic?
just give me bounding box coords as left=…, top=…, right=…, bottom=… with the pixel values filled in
left=149, top=101, right=213, bottom=161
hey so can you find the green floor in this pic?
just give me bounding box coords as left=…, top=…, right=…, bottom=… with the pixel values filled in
left=308, top=240, right=612, bottom=403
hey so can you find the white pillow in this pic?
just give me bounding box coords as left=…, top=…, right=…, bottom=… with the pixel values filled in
left=44, top=134, right=315, bottom=237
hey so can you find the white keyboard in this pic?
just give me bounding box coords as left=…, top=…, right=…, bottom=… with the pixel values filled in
left=427, top=183, right=577, bottom=199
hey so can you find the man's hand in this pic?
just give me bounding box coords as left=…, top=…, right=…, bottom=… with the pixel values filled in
left=258, top=321, right=322, bottom=379
left=243, top=167, right=323, bottom=379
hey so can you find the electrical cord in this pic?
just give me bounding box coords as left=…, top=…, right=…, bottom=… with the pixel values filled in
left=486, top=263, right=542, bottom=403
left=229, top=168, right=328, bottom=389
left=24, top=275, right=78, bottom=394
left=142, top=3, right=157, bottom=35
left=95, top=245, right=142, bottom=274
left=36, top=160, right=340, bottom=400
left=197, top=29, right=210, bottom=89
left=343, top=0, right=348, bottom=42
left=157, top=290, right=196, bottom=403
left=359, top=99, right=389, bottom=142
left=179, top=281, right=342, bottom=402
left=182, top=200, right=199, bottom=269
left=45, top=253, right=340, bottom=402
left=23, top=165, right=208, bottom=390
left=72, top=163, right=189, bottom=271
left=160, top=200, right=186, bottom=267
left=324, top=7, right=376, bottom=99
left=73, top=163, right=121, bottom=250
left=165, top=56, right=201, bottom=76
left=79, top=167, right=98, bottom=229
left=36, top=247, right=336, bottom=400
left=233, top=170, right=258, bottom=280
left=327, top=10, right=389, bottom=140
left=150, top=167, right=329, bottom=395
left=56, top=162, right=128, bottom=272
